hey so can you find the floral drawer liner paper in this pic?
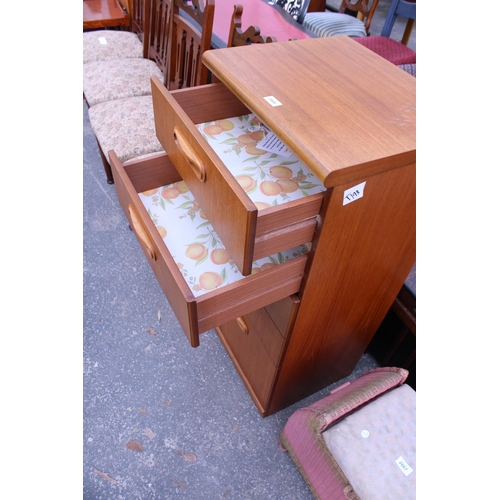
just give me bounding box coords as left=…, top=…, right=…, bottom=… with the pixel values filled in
left=196, top=113, right=326, bottom=208
left=139, top=114, right=325, bottom=298
left=139, top=183, right=311, bottom=298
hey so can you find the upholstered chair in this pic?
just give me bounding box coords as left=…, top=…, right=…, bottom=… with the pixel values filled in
left=354, top=0, right=416, bottom=66
left=83, top=0, right=171, bottom=107
left=302, top=0, right=380, bottom=38
left=87, top=0, right=215, bottom=184
left=83, top=0, right=149, bottom=63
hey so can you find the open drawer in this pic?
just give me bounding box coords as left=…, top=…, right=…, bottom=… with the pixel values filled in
left=109, top=151, right=310, bottom=348
left=151, top=77, right=326, bottom=276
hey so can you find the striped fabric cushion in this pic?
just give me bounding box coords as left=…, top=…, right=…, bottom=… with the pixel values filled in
left=302, top=12, right=367, bottom=38
left=398, top=63, right=416, bottom=77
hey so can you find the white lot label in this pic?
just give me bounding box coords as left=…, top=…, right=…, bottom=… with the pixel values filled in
left=343, top=182, right=366, bottom=206
left=395, top=456, right=413, bottom=476
left=98, top=37, right=108, bottom=45
left=263, top=96, right=282, bottom=107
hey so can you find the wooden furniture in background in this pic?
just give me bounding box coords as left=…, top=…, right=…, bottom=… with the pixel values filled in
left=110, top=36, right=415, bottom=416
left=381, top=0, right=415, bottom=45
left=355, top=0, right=415, bottom=65
left=86, top=0, right=215, bottom=184
left=210, top=0, right=315, bottom=48
left=82, top=0, right=150, bottom=63
left=83, top=0, right=163, bottom=108
left=168, top=0, right=215, bottom=89
left=307, top=0, right=326, bottom=12
left=227, top=4, right=278, bottom=47
left=83, top=0, right=130, bottom=30
left=367, top=267, right=416, bottom=389
left=149, top=0, right=173, bottom=75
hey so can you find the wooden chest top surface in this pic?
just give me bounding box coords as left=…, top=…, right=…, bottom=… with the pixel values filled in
left=203, top=36, right=416, bottom=187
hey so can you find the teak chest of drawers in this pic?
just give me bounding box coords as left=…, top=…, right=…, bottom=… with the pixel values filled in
left=109, top=37, right=416, bottom=416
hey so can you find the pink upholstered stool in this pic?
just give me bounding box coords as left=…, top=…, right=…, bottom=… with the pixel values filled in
left=279, top=367, right=416, bottom=500
left=354, top=36, right=416, bottom=66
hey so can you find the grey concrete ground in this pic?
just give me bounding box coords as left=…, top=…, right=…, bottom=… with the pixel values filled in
left=83, top=3, right=414, bottom=498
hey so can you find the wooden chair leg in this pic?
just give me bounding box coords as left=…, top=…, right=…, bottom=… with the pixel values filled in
left=401, top=18, right=415, bottom=46
left=96, top=139, right=114, bottom=184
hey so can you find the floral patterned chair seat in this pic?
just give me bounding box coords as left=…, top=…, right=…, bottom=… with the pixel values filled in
left=88, top=95, right=165, bottom=174
left=83, top=0, right=174, bottom=107
left=83, top=30, right=144, bottom=64
left=83, top=58, right=164, bottom=107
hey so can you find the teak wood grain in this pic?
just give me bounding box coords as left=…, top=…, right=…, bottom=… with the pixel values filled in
left=83, top=0, right=129, bottom=30
left=201, top=37, right=415, bottom=414
left=202, top=36, right=416, bottom=188
left=123, top=153, right=181, bottom=193
left=269, top=162, right=416, bottom=413
left=216, top=295, right=300, bottom=416
left=152, top=77, right=258, bottom=275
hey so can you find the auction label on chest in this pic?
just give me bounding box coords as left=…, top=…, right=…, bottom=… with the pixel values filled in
left=343, top=182, right=366, bottom=206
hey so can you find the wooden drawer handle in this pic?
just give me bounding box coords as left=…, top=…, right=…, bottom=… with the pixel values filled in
left=173, top=126, right=206, bottom=182
left=128, top=204, right=156, bottom=261
left=236, top=316, right=249, bottom=335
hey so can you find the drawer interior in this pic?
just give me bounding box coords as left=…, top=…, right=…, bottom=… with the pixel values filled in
left=196, top=113, right=326, bottom=209
left=197, top=112, right=326, bottom=261
left=139, top=182, right=311, bottom=299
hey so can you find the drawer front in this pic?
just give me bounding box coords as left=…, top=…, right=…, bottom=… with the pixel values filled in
left=215, top=308, right=282, bottom=416
left=264, top=294, right=301, bottom=340
left=110, top=151, right=308, bottom=348
left=152, top=78, right=257, bottom=276
left=215, top=295, right=299, bottom=416
left=151, top=77, right=325, bottom=277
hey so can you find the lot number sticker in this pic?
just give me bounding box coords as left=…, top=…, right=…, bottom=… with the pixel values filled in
left=343, top=182, right=366, bottom=206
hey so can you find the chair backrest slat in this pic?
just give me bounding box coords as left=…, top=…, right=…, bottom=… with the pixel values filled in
left=149, top=0, right=174, bottom=76
left=131, top=0, right=146, bottom=37
left=129, top=0, right=154, bottom=58
left=168, top=0, right=215, bottom=90
left=338, top=0, right=380, bottom=34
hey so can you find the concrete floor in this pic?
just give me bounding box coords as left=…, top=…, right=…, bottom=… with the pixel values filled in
left=83, top=3, right=415, bottom=498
